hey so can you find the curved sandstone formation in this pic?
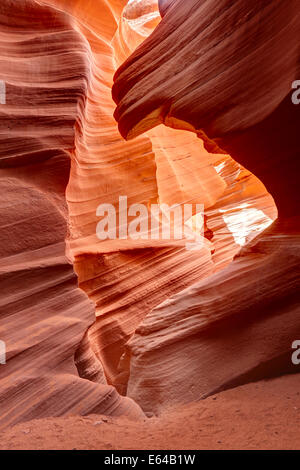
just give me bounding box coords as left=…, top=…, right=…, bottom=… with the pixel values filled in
left=112, top=0, right=300, bottom=412
left=0, top=0, right=291, bottom=426
left=67, top=0, right=276, bottom=402
left=0, top=0, right=144, bottom=429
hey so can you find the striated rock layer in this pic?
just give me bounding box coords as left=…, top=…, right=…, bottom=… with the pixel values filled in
left=0, top=0, right=293, bottom=427
left=64, top=0, right=276, bottom=404
left=113, top=0, right=300, bottom=217
left=0, top=0, right=145, bottom=430
left=112, top=0, right=300, bottom=412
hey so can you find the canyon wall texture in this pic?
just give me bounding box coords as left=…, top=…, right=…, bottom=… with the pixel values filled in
left=112, top=0, right=300, bottom=413
left=0, top=0, right=297, bottom=426
left=0, top=0, right=145, bottom=429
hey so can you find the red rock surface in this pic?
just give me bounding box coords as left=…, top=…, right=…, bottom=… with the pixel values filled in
left=113, top=0, right=300, bottom=216
left=0, top=0, right=299, bottom=443
left=0, top=0, right=145, bottom=430
left=113, top=0, right=300, bottom=412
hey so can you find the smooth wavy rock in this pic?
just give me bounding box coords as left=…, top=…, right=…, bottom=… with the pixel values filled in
left=126, top=218, right=300, bottom=413
left=65, top=0, right=275, bottom=399
left=112, top=0, right=300, bottom=411
left=0, top=0, right=144, bottom=430
left=113, top=0, right=300, bottom=216
left=0, top=0, right=285, bottom=426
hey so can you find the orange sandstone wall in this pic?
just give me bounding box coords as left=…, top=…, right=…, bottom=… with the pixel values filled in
left=112, top=0, right=300, bottom=412
left=1, top=0, right=291, bottom=425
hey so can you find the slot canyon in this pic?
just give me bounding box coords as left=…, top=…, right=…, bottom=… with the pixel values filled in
left=0, top=0, right=299, bottom=450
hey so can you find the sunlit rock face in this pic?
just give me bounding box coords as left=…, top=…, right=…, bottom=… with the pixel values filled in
left=113, top=0, right=300, bottom=217
left=0, top=0, right=145, bottom=429
left=65, top=0, right=277, bottom=406
left=0, top=0, right=296, bottom=426
left=113, top=0, right=300, bottom=413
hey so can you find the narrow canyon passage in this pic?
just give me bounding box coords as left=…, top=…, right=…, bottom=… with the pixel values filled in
left=0, top=0, right=299, bottom=432
left=64, top=0, right=280, bottom=412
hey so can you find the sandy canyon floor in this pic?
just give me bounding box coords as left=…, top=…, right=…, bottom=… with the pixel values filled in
left=1, top=374, right=299, bottom=450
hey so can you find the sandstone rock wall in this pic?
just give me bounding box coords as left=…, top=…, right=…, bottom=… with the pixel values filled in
left=0, top=0, right=291, bottom=424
